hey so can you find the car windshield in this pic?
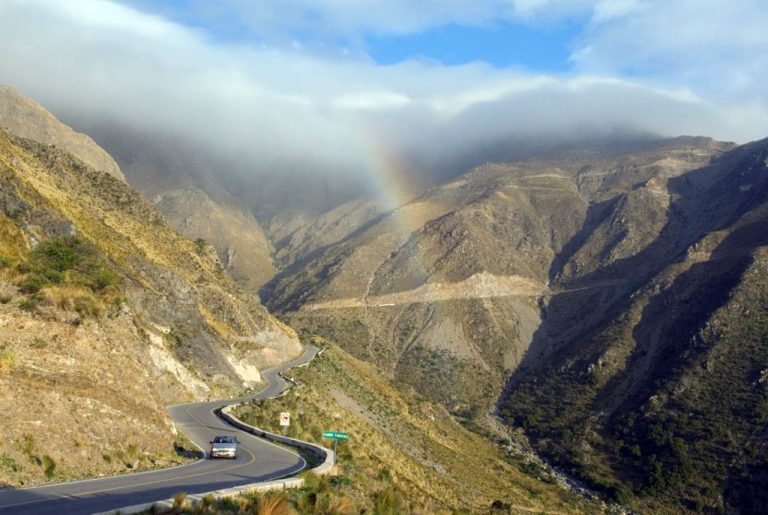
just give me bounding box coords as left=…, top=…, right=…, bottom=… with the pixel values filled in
left=213, top=436, right=236, bottom=443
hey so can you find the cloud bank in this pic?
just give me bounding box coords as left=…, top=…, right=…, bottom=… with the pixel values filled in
left=0, top=0, right=766, bottom=202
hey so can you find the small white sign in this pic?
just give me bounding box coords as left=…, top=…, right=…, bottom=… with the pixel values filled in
left=279, top=412, right=291, bottom=427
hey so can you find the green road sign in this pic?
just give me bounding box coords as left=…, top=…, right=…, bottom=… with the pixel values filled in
left=322, top=431, right=349, bottom=440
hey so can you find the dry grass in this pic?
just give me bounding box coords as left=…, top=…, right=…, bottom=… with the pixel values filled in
left=173, top=491, right=188, bottom=510
left=39, top=285, right=104, bottom=315
left=255, top=493, right=294, bottom=515
left=0, top=347, right=15, bottom=372
left=235, top=343, right=595, bottom=513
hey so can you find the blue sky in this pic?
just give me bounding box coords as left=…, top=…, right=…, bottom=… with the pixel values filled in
left=122, top=0, right=586, bottom=72
left=366, top=21, right=582, bottom=71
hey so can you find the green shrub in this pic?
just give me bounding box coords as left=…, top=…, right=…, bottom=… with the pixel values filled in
left=0, top=453, right=21, bottom=473
left=0, top=348, right=15, bottom=372
left=194, top=238, right=207, bottom=255
left=16, top=236, right=122, bottom=316
left=74, top=295, right=102, bottom=317
left=90, top=269, right=120, bottom=292
left=372, top=486, right=407, bottom=515
left=30, top=337, right=48, bottom=349
left=19, top=273, right=49, bottom=294
left=19, top=294, right=42, bottom=311
left=19, top=433, right=35, bottom=462
left=41, top=454, right=56, bottom=478
left=30, top=236, right=83, bottom=273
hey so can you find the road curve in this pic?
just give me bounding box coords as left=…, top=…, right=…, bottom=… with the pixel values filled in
left=0, top=346, right=320, bottom=515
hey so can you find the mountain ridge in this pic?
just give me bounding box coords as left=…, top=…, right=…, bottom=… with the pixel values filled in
left=0, top=85, right=124, bottom=181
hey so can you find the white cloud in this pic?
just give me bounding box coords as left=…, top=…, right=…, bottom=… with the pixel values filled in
left=573, top=0, right=768, bottom=104
left=333, top=91, right=413, bottom=110
left=592, top=0, right=647, bottom=22
left=0, top=0, right=764, bottom=200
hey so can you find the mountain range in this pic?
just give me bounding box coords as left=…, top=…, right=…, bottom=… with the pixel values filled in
left=1, top=83, right=767, bottom=513
left=264, top=133, right=768, bottom=512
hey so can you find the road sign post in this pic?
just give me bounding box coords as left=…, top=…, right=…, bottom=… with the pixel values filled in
left=322, top=431, right=349, bottom=465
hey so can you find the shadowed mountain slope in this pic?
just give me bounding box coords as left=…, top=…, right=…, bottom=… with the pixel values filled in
left=500, top=137, right=768, bottom=513
left=50, top=121, right=278, bottom=291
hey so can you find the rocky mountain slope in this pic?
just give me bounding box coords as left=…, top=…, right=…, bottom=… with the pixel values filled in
left=269, top=198, right=387, bottom=270
left=152, top=186, right=276, bottom=290
left=268, top=133, right=768, bottom=512
left=267, top=137, right=733, bottom=418
left=0, top=127, right=300, bottom=486
left=500, top=137, right=768, bottom=513
left=80, top=125, right=279, bottom=291
left=0, top=86, right=124, bottom=181
left=263, top=135, right=768, bottom=512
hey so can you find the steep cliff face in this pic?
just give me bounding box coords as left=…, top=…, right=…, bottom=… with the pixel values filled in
left=0, top=128, right=300, bottom=486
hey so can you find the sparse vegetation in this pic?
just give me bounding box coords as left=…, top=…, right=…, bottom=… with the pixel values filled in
left=0, top=453, right=21, bottom=473
left=158, top=482, right=403, bottom=515
left=502, top=247, right=768, bottom=512
left=14, top=235, right=122, bottom=317
left=0, top=108, right=296, bottom=490
left=0, top=344, right=14, bottom=371
left=194, top=237, right=207, bottom=255
left=172, top=491, right=188, bottom=511
left=29, top=336, right=47, bottom=348
left=41, top=454, right=56, bottom=478
left=233, top=343, right=592, bottom=513
left=173, top=431, right=203, bottom=460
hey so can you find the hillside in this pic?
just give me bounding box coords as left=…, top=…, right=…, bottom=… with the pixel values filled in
left=50, top=121, right=278, bottom=291
left=0, top=127, right=300, bottom=486
left=153, top=186, right=276, bottom=290
left=500, top=137, right=768, bottom=512
left=266, top=137, right=734, bottom=420
left=270, top=198, right=387, bottom=270
left=234, top=343, right=597, bottom=513
left=0, top=85, right=124, bottom=181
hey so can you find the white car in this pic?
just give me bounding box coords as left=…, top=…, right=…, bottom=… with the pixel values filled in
left=209, top=435, right=239, bottom=459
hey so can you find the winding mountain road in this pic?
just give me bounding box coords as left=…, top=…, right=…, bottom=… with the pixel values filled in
left=0, top=346, right=320, bottom=514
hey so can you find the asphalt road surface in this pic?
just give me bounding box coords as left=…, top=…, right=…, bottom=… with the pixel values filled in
left=0, top=346, right=319, bottom=514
